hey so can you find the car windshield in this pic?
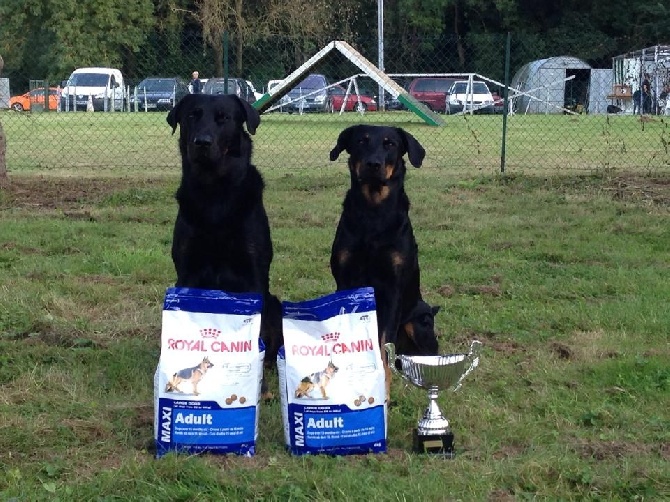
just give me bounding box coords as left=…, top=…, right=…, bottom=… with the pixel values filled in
left=434, top=80, right=453, bottom=92
left=451, top=81, right=490, bottom=94
left=472, top=82, right=490, bottom=94
left=205, top=80, right=239, bottom=94
left=68, top=73, right=110, bottom=87
left=138, top=79, right=175, bottom=91
left=295, top=75, right=325, bottom=89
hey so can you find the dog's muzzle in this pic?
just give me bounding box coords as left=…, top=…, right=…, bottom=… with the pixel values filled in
left=358, top=160, right=388, bottom=184
left=192, top=133, right=214, bottom=148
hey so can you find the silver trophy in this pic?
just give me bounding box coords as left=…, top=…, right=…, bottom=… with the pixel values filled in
left=385, top=340, right=482, bottom=457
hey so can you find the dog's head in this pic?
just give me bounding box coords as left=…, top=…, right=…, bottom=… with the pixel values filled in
left=326, top=361, right=339, bottom=375
left=329, top=125, right=425, bottom=199
left=395, top=301, right=440, bottom=356
left=200, top=356, right=214, bottom=371
left=166, top=94, right=260, bottom=175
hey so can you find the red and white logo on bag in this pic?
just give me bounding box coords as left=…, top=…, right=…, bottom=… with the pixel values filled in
left=165, top=326, right=252, bottom=353
left=291, top=331, right=373, bottom=357
left=200, top=328, right=221, bottom=339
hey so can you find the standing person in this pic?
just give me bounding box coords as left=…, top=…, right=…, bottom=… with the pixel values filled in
left=641, top=83, right=652, bottom=114
left=190, top=71, right=202, bottom=94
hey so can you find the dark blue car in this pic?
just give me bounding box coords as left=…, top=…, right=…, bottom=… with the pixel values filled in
left=134, top=77, right=190, bottom=111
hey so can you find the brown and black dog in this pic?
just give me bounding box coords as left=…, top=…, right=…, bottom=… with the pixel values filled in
left=166, top=94, right=283, bottom=370
left=329, top=125, right=439, bottom=400
left=165, top=356, right=214, bottom=396
left=294, top=361, right=339, bottom=399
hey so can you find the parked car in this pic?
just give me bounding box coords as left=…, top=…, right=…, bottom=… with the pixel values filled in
left=446, top=80, right=495, bottom=114
left=283, top=74, right=329, bottom=113
left=383, top=77, right=411, bottom=110
left=60, top=67, right=125, bottom=111
left=327, top=84, right=378, bottom=112
left=203, top=77, right=256, bottom=104
left=133, top=77, right=189, bottom=111
left=408, top=77, right=464, bottom=113
left=9, top=87, right=60, bottom=112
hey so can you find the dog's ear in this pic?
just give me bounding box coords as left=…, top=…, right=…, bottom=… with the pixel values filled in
left=431, top=305, right=440, bottom=316
left=236, top=96, right=261, bottom=135
left=166, top=94, right=191, bottom=134
left=396, top=128, right=426, bottom=168
left=330, top=125, right=363, bottom=161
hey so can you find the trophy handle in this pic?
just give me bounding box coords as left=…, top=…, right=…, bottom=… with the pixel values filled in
left=454, top=340, right=482, bottom=391
left=384, top=343, right=408, bottom=381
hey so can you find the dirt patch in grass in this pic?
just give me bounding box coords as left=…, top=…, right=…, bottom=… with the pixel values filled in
left=574, top=439, right=658, bottom=460
left=0, top=175, right=162, bottom=210
left=607, top=173, right=670, bottom=207
left=463, top=331, right=525, bottom=356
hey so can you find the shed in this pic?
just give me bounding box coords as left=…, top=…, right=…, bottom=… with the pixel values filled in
left=510, top=56, right=593, bottom=114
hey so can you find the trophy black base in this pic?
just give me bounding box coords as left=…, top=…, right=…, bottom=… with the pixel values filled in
left=413, top=429, right=455, bottom=458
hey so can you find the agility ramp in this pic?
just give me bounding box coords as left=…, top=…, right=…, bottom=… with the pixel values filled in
left=253, top=41, right=444, bottom=127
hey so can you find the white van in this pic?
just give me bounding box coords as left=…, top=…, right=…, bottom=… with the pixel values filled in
left=61, top=67, right=125, bottom=111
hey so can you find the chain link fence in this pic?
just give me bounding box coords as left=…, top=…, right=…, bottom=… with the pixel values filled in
left=1, top=34, right=669, bottom=175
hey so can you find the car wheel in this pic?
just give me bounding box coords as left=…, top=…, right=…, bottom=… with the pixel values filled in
left=355, top=102, right=367, bottom=113
left=11, top=103, right=24, bottom=112
left=325, top=99, right=334, bottom=113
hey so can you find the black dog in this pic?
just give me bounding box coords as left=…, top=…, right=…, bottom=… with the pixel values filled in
left=329, top=125, right=439, bottom=399
left=166, top=94, right=282, bottom=367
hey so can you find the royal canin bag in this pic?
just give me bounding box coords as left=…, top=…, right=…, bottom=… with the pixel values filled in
left=278, top=287, right=387, bottom=455
left=154, top=287, right=264, bottom=458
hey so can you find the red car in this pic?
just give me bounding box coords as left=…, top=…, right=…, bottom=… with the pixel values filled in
left=408, top=76, right=473, bottom=113
left=327, top=85, right=377, bottom=112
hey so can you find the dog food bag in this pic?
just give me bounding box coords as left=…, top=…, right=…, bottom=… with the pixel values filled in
left=154, top=287, right=265, bottom=458
left=278, top=287, right=387, bottom=455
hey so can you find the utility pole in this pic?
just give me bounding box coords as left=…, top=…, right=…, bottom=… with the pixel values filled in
left=377, top=0, right=385, bottom=111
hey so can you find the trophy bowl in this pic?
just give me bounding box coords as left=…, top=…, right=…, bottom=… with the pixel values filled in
left=385, top=340, right=481, bottom=457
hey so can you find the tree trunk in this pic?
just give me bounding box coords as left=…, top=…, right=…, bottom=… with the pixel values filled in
left=213, top=41, right=224, bottom=77
left=235, top=0, right=244, bottom=75
left=0, top=55, right=7, bottom=185
left=454, top=2, right=465, bottom=68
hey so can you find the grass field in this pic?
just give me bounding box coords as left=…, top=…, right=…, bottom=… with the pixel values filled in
left=0, top=112, right=669, bottom=500
left=2, top=109, right=670, bottom=174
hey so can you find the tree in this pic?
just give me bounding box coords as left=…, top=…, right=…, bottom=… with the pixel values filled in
left=265, top=0, right=339, bottom=67
left=0, top=0, right=154, bottom=82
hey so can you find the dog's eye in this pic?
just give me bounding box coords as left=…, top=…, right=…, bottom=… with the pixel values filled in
left=188, top=108, right=203, bottom=120
left=383, top=139, right=396, bottom=148
left=358, top=136, right=369, bottom=145
left=215, top=113, right=230, bottom=124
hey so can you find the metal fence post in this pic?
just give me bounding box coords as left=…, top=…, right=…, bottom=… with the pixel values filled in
left=223, top=31, right=229, bottom=93
left=500, top=32, right=511, bottom=174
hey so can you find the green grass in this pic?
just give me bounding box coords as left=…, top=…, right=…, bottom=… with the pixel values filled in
left=2, top=110, right=670, bottom=175
left=0, top=123, right=669, bottom=499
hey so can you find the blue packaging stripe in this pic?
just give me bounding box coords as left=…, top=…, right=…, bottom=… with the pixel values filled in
left=156, top=399, right=258, bottom=458
left=288, top=442, right=386, bottom=456
left=287, top=404, right=386, bottom=455
left=282, top=287, right=376, bottom=321
left=163, top=287, right=263, bottom=315
left=156, top=442, right=256, bottom=458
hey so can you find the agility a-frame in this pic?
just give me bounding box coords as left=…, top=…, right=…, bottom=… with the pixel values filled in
left=253, top=41, right=444, bottom=126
